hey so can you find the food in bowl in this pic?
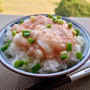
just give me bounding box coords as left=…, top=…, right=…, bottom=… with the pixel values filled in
left=0, top=15, right=85, bottom=73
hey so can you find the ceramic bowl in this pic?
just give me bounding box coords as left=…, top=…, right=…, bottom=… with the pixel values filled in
left=0, top=14, right=90, bottom=77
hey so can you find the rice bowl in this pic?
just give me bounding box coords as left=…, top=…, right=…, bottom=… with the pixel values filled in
left=0, top=15, right=90, bottom=77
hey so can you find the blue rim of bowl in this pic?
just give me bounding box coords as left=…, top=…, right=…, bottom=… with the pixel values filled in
left=0, top=14, right=90, bottom=78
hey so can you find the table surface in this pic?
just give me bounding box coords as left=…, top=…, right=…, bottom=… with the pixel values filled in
left=0, top=15, right=90, bottom=90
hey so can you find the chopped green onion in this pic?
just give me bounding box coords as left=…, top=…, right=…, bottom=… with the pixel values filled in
left=53, top=17, right=58, bottom=23
left=1, top=40, right=12, bottom=52
left=1, top=44, right=9, bottom=52
left=46, top=24, right=52, bottom=28
left=76, top=52, right=83, bottom=60
left=22, top=30, right=30, bottom=33
left=27, top=38, right=34, bottom=43
left=8, top=40, right=12, bottom=46
left=24, top=60, right=30, bottom=65
left=66, top=43, right=72, bottom=52
left=14, top=60, right=24, bottom=68
left=57, top=16, right=61, bottom=19
left=12, top=30, right=16, bottom=36
left=58, top=20, right=64, bottom=25
left=19, top=20, right=24, bottom=24
left=60, top=53, right=68, bottom=60
left=72, top=30, right=77, bottom=36
left=23, top=33, right=30, bottom=37
left=68, top=22, right=72, bottom=28
left=31, top=63, right=41, bottom=73
left=48, top=14, right=53, bottom=18
left=22, top=30, right=31, bottom=37
left=75, top=29, right=80, bottom=36
left=30, top=16, right=35, bottom=21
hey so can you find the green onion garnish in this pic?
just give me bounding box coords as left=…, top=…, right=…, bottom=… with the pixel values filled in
left=46, top=24, right=52, bottom=28
left=68, top=22, right=72, bottom=28
left=22, top=30, right=31, bottom=37
left=19, top=20, right=24, bottom=24
left=24, top=60, right=30, bottom=65
left=1, top=40, right=12, bottom=52
left=14, top=60, right=24, bottom=68
left=58, top=20, right=64, bottom=25
left=76, top=52, right=83, bottom=60
left=72, top=30, right=77, bottom=36
left=31, top=63, right=41, bottom=73
left=60, top=53, right=68, bottom=60
left=48, top=14, right=53, bottom=18
left=27, top=38, right=34, bottom=43
left=57, top=16, right=61, bottom=19
left=30, top=16, right=35, bottom=21
left=12, top=30, right=16, bottom=36
left=66, top=43, right=72, bottom=52
left=75, top=29, right=80, bottom=36
left=53, top=17, right=58, bottom=23
left=1, top=44, right=9, bottom=52
left=8, top=40, right=12, bottom=46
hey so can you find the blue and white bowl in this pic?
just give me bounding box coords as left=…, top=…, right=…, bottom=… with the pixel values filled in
left=0, top=14, right=90, bottom=77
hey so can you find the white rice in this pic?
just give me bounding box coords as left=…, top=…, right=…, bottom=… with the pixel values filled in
left=4, top=27, right=85, bottom=73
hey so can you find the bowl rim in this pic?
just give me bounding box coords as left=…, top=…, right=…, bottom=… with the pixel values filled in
left=0, top=14, right=90, bottom=78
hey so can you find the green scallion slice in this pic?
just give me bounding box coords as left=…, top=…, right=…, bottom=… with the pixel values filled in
left=58, top=20, right=64, bottom=25
left=22, top=30, right=31, bottom=37
left=72, top=30, right=77, bottom=36
left=12, top=30, right=16, bottom=36
left=19, top=20, right=24, bottom=24
left=48, top=14, right=53, bottom=18
left=57, top=16, right=61, bottom=19
left=14, top=60, right=24, bottom=68
left=76, top=52, right=83, bottom=60
left=8, top=40, right=12, bottom=46
left=68, top=22, right=72, bottom=28
left=23, top=33, right=30, bottom=37
left=1, top=40, right=12, bottom=52
left=1, top=44, right=9, bottom=52
left=60, top=53, right=68, bottom=60
left=30, top=16, right=35, bottom=21
left=75, top=29, right=80, bottom=36
left=24, top=60, right=30, bottom=65
left=53, top=17, right=58, bottom=23
left=27, top=38, right=34, bottom=43
left=46, top=24, right=52, bottom=28
left=31, top=63, right=41, bottom=73
left=66, top=43, right=72, bottom=52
